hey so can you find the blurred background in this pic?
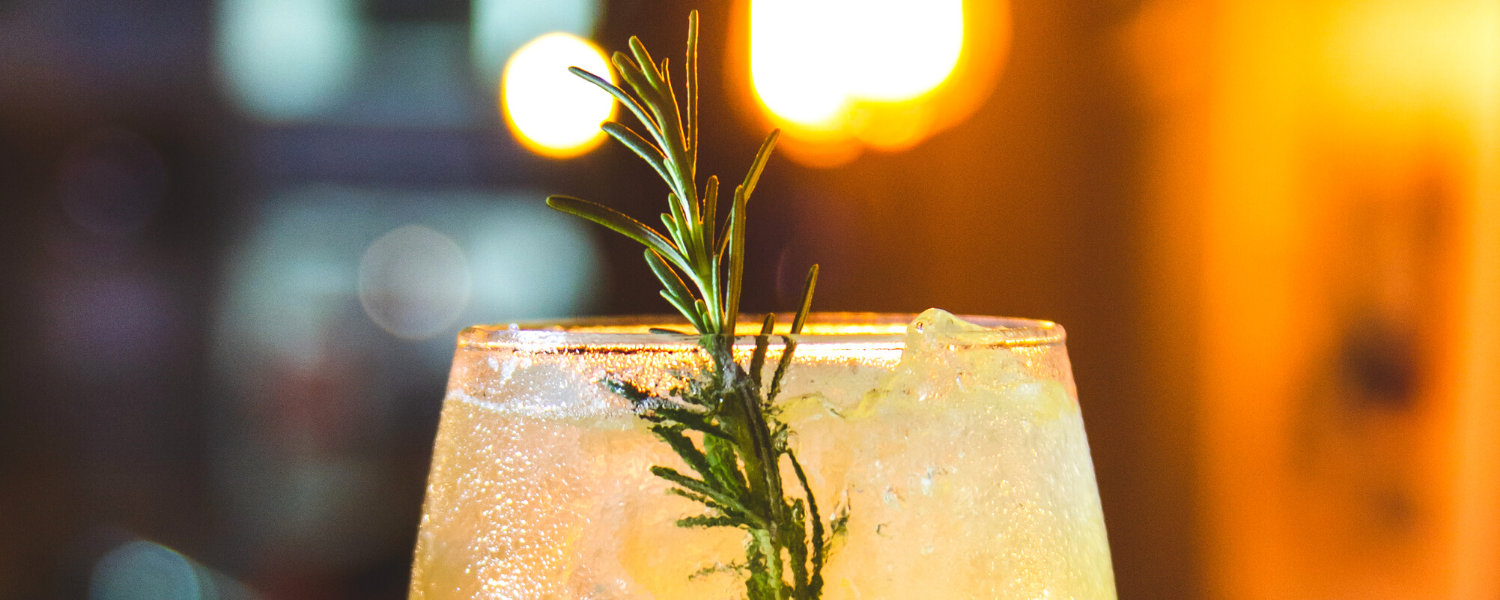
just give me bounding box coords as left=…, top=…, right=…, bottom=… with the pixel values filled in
left=0, top=0, right=1496, bottom=598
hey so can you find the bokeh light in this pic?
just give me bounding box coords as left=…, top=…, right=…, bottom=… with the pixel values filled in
left=91, top=541, right=200, bottom=600
left=471, top=0, right=601, bottom=92
left=751, top=0, right=963, bottom=125
left=208, top=189, right=602, bottom=577
left=216, top=187, right=602, bottom=370
left=1325, top=0, right=1500, bottom=118
left=466, top=204, right=604, bottom=320
left=90, top=540, right=259, bottom=600
left=745, top=0, right=1008, bottom=165
left=501, top=33, right=615, bottom=158
left=358, top=225, right=472, bottom=341
left=216, top=0, right=360, bottom=122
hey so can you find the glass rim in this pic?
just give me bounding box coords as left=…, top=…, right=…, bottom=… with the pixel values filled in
left=457, top=312, right=1065, bottom=349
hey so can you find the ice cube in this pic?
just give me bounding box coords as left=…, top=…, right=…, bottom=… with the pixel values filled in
left=789, top=309, right=1108, bottom=598
left=907, top=307, right=989, bottom=336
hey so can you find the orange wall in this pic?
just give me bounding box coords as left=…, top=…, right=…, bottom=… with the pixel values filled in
left=1136, top=0, right=1500, bottom=597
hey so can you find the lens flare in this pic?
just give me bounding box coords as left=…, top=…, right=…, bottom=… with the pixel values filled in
left=501, top=32, right=615, bottom=158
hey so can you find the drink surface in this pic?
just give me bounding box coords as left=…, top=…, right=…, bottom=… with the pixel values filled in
left=411, top=313, right=1117, bottom=599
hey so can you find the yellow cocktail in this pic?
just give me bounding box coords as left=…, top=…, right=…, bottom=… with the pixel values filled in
left=410, top=311, right=1116, bottom=599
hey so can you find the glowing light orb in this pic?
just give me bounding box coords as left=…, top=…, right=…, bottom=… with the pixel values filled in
left=750, top=0, right=964, bottom=128
left=471, top=0, right=601, bottom=91
left=742, top=0, right=1008, bottom=166
left=502, top=33, right=615, bottom=158
left=217, top=0, right=360, bottom=122
left=91, top=541, right=200, bottom=600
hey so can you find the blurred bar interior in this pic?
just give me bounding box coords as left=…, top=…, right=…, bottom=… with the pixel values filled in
left=0, top=0, right=1495, bottom=598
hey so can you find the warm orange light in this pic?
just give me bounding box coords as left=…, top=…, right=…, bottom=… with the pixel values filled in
left=744, top=0, right=1005, bottom=166
left=501, top=33, right=615, bottom=159
left=1130, top=0, right=1500, bottom=597
left=750, top=0, right=963, bottom=125
left=1325, top=1, right=1500, bottom=120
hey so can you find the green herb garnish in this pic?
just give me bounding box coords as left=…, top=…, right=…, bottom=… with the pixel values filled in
left=545, top=10, right=843, bottom=600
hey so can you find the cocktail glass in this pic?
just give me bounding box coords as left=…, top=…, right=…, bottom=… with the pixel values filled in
left=410, top=312, right=1116, bottom=599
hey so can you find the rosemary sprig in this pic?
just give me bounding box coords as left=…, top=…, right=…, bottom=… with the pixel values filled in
left=546, top=10, right=780, bottom=336
left=544, top=11, right=842, bottom=600
left=604, top=304, right=846, bottom=600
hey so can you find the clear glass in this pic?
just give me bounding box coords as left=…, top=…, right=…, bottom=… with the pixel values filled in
left=410, top=313, right=1117, bottom=599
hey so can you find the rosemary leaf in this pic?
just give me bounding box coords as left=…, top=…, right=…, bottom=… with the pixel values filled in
left=771, top=265, right=820, bottom=402
left=703, top=175, right=719, bottom=247
left=545, top=195, right=681, bottom=268
left=742, top=129, right=782, bottom=202
left=567, top=66, right=659, bottom=134
left=601, top=122, right=671, bottom=183
left=724, top=184, right=748, bottom=332
left=645, top=249, right=695, bottom=309
left=686, top=11, right=699, bottom=175
left=627, top=37, right=663, bottom=90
